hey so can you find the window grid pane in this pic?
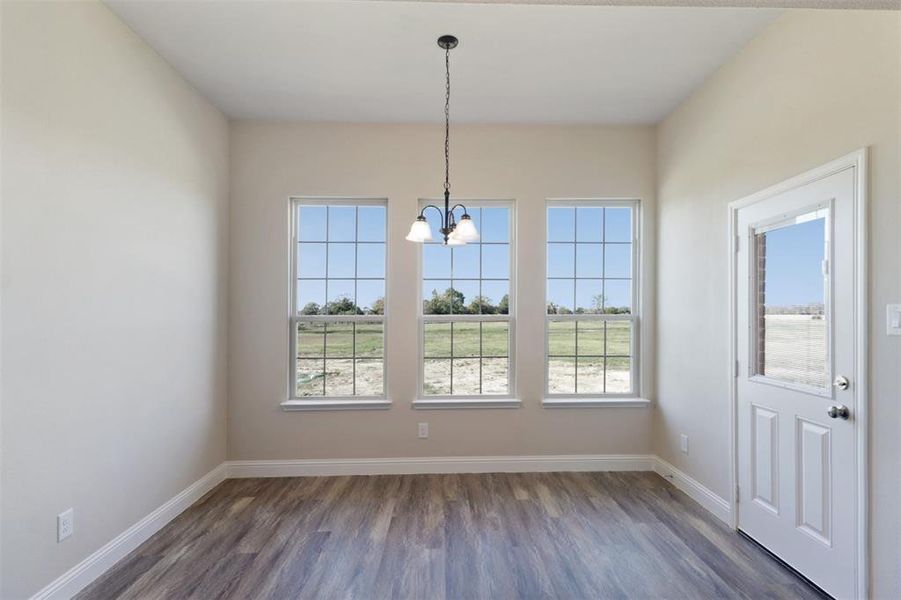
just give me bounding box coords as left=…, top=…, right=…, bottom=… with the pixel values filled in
left=546, top=207, right=633, bottom=316
left=420, top=202, right=513, bottom=397
left=295, top=318, right=385, bottom=397
left=293, top=201, right=386, bottom=398
left=546, top=202, right=637, bottom=397
left=546, top=315, right=634, bottom=395
left=422, top=320, right=511, bottom=395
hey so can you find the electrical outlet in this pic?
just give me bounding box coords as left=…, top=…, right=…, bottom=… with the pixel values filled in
left=680, top=434, right=689, bottom=454
left=58, top=508, right=74, bottom=542
left=418, top=422, right=429, bottom=439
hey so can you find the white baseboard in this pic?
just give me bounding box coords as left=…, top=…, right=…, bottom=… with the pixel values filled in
left=653, top=457, right=732, bottom=524
left=30, top=455, right=731, bottom=599
left=30, top=463, right=228, bottom=600
left=227, top=454, right=655, bottom=478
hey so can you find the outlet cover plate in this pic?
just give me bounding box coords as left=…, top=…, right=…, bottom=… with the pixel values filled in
left=58, top=508, right=74, bottom=542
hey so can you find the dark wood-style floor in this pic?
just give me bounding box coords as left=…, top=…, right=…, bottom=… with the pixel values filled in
left=78, top=472, right=823, bottom=599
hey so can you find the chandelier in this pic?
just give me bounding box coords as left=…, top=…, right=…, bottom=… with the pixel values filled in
left=405, top=35, right=479, bottom=246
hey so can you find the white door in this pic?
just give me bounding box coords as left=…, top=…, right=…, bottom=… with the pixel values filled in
left=736, top=165, right=861, bottom=599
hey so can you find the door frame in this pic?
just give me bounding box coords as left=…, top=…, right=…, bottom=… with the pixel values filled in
left=727, top=149, right=868, bottom=598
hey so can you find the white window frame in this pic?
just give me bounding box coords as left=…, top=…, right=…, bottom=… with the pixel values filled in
left=543, top=198, right=642, bottom=404
left=413, top=199, right=519, bottom=410
left=282, top=197, right=390, bottom=411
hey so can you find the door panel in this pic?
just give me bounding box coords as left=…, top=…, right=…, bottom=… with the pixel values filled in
left=736, top=166, right=858, bottom=599
left=751, top=404, right=779, bottom=513
left=796, top=417, right=832, bottom=546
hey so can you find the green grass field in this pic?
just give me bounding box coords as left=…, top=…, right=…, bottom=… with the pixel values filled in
left=423, top=322, right=508, bottom=357
left=547, top=320, right=631, bottom=357
left=296, top=322, right=384, bottom=358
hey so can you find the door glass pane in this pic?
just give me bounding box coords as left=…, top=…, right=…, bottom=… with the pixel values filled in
left=753, top=209, right=828, bottom=388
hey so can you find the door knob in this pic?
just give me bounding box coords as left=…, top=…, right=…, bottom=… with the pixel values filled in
left=833, top=375, right=850, bottom=391
left=827, top=405, right=850, bottom=420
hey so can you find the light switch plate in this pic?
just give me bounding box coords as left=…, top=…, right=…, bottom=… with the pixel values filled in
left=887, top=304, right=901, bottom=336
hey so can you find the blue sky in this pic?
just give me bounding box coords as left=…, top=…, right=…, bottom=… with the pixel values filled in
left=546, top=207, right=632, bottom=312
left=761, top=217, right=826, bottom=307
left=548, top=206, right=631, bottom=243
left=296, top=205, right=386, bottom=311
left=298, top=205, right=385, bottom=242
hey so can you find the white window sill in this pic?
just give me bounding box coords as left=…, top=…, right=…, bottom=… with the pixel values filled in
left=542, top=397, right=651, bottom=408
left=413, top=398, right=522, bottom=410
left=281, top=399, right=392, bottom=412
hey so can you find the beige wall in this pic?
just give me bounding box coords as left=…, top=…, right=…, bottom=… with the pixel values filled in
left=229, top=121, right=656, bottom=460
left=0, top=2, right=230, bottom=598
left=655, top=10, right=900, bottom=598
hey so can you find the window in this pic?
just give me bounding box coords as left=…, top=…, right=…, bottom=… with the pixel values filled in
left=290, top=199, right=386, bottom=400
left=752, top=207, right=830, bottom=390
left=419, top=201, right=514, bottom=398
left=545, top=200, right=639, bottom=397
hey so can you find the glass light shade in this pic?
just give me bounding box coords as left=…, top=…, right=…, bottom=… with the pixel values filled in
left=405, top=217, right=433, bottom=242
left=454, top=214, right=479, bottom=242
left=446, top=229, right=466, bottom=246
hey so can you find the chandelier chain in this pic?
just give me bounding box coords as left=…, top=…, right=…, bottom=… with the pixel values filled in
left=444, top=45, right=450, bottom=194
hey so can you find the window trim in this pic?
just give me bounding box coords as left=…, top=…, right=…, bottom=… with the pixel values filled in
left=284, top=197, right=390, bottom=409
left=414, top=198, right=518, bottom=407
left=543, top=198, right=642, bottom=401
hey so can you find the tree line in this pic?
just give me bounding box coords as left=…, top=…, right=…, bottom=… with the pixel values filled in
left=421, top=288, right=509, bottom=315
left=300, top=289, right=631, bottom=316
left=547, top=294, right=630, bottom=315
left=299, top=296, right=384, bottom=316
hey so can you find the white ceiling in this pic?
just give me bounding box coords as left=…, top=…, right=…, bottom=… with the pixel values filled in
left=106, top=0, right=781, bottom=124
